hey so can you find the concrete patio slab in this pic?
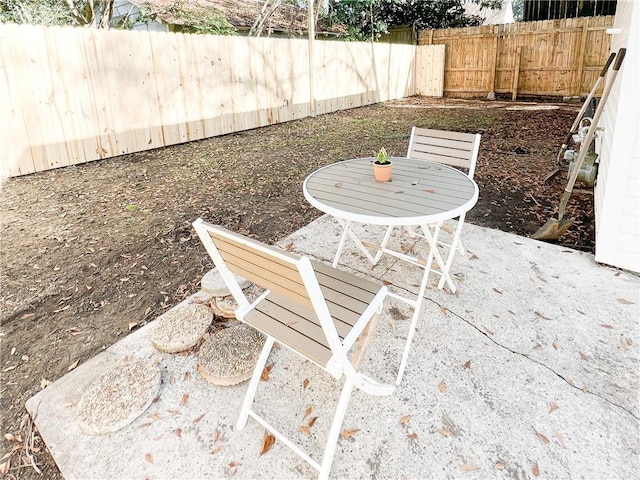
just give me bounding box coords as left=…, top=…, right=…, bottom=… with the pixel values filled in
left=26, top=216, right=639, bottom=480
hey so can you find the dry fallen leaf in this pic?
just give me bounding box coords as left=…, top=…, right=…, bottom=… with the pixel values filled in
left=549, top=402, right=559, bottom=413
left=307, top=416, right=318, bottom=428
left=533, top=343, right=543, bottom=350
left=621, top=338, right=631, bottom=350
left=554, top=432, right=566, bottom=447
left=617, top=298, right=633, bottom=305
left=341, top=428, right=360, bottom=439
left=460, top=463, right=478, bottom=471
left=298, top=426, right=310, bottom=436
left=407, top=432, right=418, bottom=440
left=261, top=363, right=274, bottom=381
left=494, top=462, right=505, bottom=470
left=438, top=380, right=446, bottom=393
left=463, top=360, right=472, bottom=369
left=492, top=287, right=503, bottom=294
left=283, top=242, right=294, bottom=252
left=439, top=305, right=447, bottom=316
left=600, top=324, right=614, bottom=329
left=68, top=359, right=79, bottom=371
left=579, top=352, right=589, bottom=361
left=174, top=428, right=182, bottom=438
left=483, top=326, right=495, bottom=335
left=534, top=429, right=549, bottom=444
left=260, top=433, right=275, bottom=456
left=399, top=415, right=411, bottom=425
left=213, top=430, right=221, bottom=443
left=436, top=428, right=453, bottom=436
left=303, top=405, right=313, bottom=420
left=303, top=378, right=309, bottom=389
left=181, top=393, right=189, bottom=406
left=211, top=445, right=223, bottom=455
left=532, top=462, right=540, bottom=476
left=534, top=311, right=551, bottom=320
left=552, top=341, right=558, bottom=350
left=144, top=453, right=154, bottom=464
left=192, top=413, right=206, bottom=423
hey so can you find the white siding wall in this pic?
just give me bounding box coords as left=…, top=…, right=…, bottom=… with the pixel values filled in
left=594, top=0, right=640, bottom=273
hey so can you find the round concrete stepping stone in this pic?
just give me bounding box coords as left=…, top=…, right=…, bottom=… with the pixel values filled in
left=201, top=268, right=251, bottom=296
left=210, top=284, right=263, bottom=319
left=150, top=303, right=213, bottom=353
left=197, top=323, right=265, bottom=386
left=76, top=358, right=161, bottom=435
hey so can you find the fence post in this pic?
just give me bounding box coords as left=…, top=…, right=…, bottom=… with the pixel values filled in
left=574, top=21, right=589, bottom=97
left=512, top=45, right=522, bottom=101
left=487, top=33, right=498, bottom=100
left=307, top=1, right=316, bottom=116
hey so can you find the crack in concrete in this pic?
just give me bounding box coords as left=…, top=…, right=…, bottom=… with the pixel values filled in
left=435, top=300, right=640, bottom=422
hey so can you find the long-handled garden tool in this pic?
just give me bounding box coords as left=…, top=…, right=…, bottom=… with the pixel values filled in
left=532, top=48, right=626, bottom=241
left=543, top=51, right=617, bottom=184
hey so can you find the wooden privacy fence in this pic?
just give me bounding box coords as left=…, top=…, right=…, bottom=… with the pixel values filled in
left=0, top=24, right=445, bottom=178
left=418, top=16, right=615, bottom=99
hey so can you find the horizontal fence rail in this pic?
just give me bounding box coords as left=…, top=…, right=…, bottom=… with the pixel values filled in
left=0, top=24, right=445, bottom=178
left=418, top=16, right=614, bottom=99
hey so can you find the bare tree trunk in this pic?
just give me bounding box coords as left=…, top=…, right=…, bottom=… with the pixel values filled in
left=249, top=0, right=282, bottom=37
left=98, top=0, right=115, bottom=29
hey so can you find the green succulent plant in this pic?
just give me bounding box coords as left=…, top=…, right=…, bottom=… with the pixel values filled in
left=375, top=147, right=389, bottom=164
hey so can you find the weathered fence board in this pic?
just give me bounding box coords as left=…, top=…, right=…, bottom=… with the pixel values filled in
left=1, top=25, right=443, bottom=178
left=418, top=16, right=614, bottom=99
left=415, top=45, right=445, bottom=97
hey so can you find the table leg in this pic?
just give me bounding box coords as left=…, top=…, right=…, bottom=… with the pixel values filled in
left=436, top=218, right=465, bottom=290
left=419, top=222, right=456, bottom=293
left=332, top=219, right=378, bottom=267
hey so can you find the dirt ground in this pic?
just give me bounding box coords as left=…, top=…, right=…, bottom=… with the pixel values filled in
left=0, top=96, right=591, bottom=478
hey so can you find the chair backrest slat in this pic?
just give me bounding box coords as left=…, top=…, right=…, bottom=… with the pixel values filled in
left=407, top=127, right=480, bottom=177
left=207, top=229, right=313, bottom=310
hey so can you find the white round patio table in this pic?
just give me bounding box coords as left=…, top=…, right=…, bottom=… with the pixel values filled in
left=303, top=157, right=479, bottom=293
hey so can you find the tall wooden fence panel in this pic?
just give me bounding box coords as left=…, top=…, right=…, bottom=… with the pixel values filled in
left=418, top=16, right=614, bottom=99
left=0, top=24, right=433, bottom=178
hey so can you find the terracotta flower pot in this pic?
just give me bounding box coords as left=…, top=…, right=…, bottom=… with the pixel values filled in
left=373, top=161, right=392, bottom=182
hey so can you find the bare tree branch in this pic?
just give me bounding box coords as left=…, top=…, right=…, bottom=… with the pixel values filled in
left=249, top=0, right=282, bottom=37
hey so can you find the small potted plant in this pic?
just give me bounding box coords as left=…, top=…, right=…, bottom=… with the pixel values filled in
left=373, top=147, right=392, bottom=182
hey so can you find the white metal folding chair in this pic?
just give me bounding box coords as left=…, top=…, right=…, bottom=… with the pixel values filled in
left=401, top=127, right=481, bottom=289
left=193, top=219, right=415, bottom=480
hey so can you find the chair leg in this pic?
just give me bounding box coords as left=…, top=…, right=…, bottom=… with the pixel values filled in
left=395, top=251, right=430, bottom=386
left=318, top=378, right=355, bottom=480
left=236, top=335, right=275, bottom=431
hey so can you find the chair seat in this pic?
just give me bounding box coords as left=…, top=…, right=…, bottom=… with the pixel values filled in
left=244, top=260, right=384, bottom=369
